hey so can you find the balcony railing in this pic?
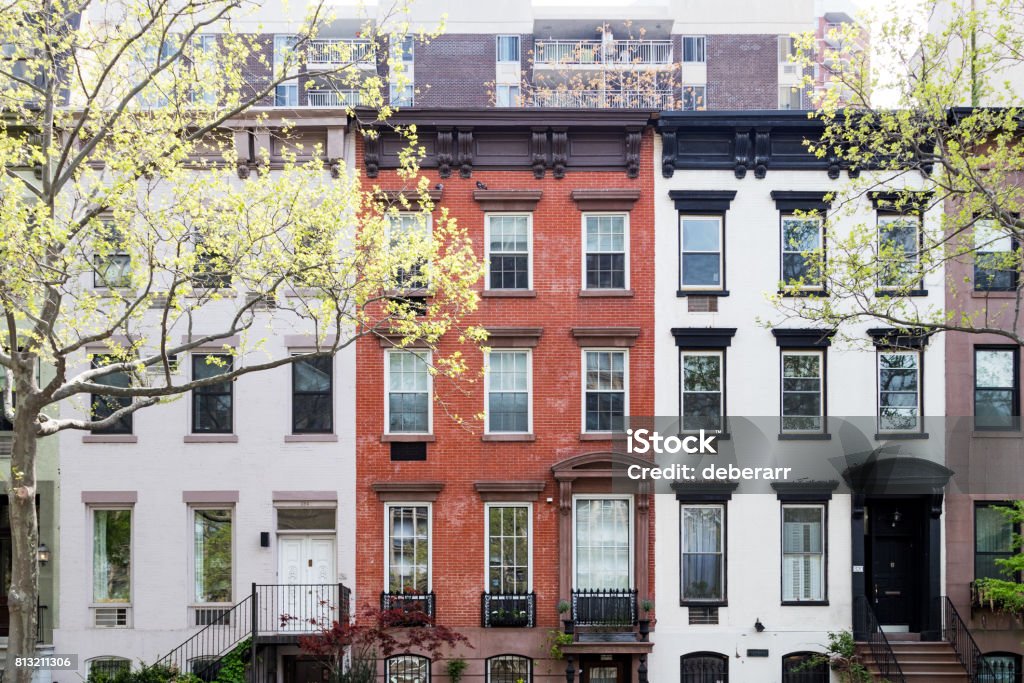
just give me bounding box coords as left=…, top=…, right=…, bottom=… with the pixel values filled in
left=481, top=592, right=535, bottom=628
left=534, top=39, right=672, bottom=66
left=307, top=39, right=374, bottom=66
left=307, top=90, right=365, bottom=107
left=531, top=89, right=675, bottom=109
left=381, top=591, right=436, bottom=624
left=571, top=588, right=637, bottom=627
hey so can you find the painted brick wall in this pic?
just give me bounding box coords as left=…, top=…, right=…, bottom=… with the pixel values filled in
left=353, top=131, right=656, bottom=668
left=707, top=34, right=779, bottom=110
left=413, top=34, right=495, bottom=108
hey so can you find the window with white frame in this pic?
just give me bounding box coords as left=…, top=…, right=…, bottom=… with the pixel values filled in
left=682, top=36, right=706, bottom=63
left=583, top=350, right=627, bottom=433
left=680, top=215, right=723, bottom=290
left=495, top=84, right=521, bottom=107
left=781, top=214, right=823, bottom=288
left=782, top=504, right=825, bottom=602
left=781, top=351, right=824, bottom=433
left=778, top=35, right=798, bottom=63
left=877, top=214, right=921, bottom=289
left=389, top=212, right=432, bottom=289
left=681, top=85, right=706, bottom=111
left=386, top=350, right=431, bottom=434
left=386, top=505, right=430, bottom=593
left=583, top=214, right=628, bottom=290
left=487, top=504, right=530, bottom=594
left=575, top=497, right=631, bottom=589
left=273, top=35, right=298, bottom=106
left=93, top=508, right=132, bottom=603
left=681, top=352, right=723, bottom=432
left=486, top=350, right=530, bottom=434
left=778, top=85, right=802, bottom=110
left=878, top=350, right=921, bottom=432
left=487, top=656, right=531, bottom=683
left=190, top=35, right=218, bottom=105
left=92, top=221, right=131, bottom=288
left=680, top=504, right=724, bottom=602
left=387, top=656, right=429, bottom=683
left=496, top=35, right=520, bottom=63
left=487, top=214, right=530, bottom=290
left=193, top=508, right=232, bottom=604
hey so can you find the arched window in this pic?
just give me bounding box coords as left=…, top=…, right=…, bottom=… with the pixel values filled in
left=87, top=657, right=130, bottom=681
left=189, top=656, right=223, bottom=683
left=981, top=652, right=1022, bottom=683
left=681, top=652, right=728, bottom=683
left=487, top=655, right=532, bottom=683
left=782, top=652, right=828, bottom=683
left=387, top=655, right=430, bottom=683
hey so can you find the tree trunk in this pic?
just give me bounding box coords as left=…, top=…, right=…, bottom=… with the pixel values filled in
left=6, top=401, right=39, bottom=683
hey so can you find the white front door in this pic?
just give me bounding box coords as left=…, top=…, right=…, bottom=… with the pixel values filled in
left=277, top=535, right=336, bottom=631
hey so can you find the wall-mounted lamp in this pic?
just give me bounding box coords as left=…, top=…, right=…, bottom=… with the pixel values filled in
left=754, top=618, right=765, bottom=633
left=37, top=542, right=50, bottom=566
left=260, top=532, right=270, bottom=548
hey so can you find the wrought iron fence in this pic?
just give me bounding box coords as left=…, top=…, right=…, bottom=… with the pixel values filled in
left=481, top=592, right=535, bottom=628
left=380, top=591, right=436, bottom=622
left=571, top=588, right=637, bottom=627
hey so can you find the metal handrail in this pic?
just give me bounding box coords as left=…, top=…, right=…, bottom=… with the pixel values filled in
left=938, top=595, right=997, bottom=682
left=854, top=595, right=906, bottom=683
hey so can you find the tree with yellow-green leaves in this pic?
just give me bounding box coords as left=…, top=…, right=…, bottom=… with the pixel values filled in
left=771, top=0, right=1024, bottom=346
left=0, top=0, right=483, bottom=677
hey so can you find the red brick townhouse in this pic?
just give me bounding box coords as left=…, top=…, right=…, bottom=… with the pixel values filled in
left=354, top=109, right=656, bottom=683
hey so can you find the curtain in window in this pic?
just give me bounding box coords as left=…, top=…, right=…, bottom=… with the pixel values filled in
left=682, top=506, right=723, bottom=601
left=194, top=509, right=232, bottom=603
left=976, top=506, right=1014, bottom=580
left=782, top=507, right=823, bottom=601
left=93, top=509, right=131, bottom=602
left=575, top=499, right=630, bottom=589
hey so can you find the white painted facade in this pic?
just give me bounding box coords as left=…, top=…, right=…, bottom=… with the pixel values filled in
left=649, top=135, right=946, bottom=681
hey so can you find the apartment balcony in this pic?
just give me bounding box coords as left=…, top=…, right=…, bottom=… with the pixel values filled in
left=481, top=592, right=536, bottom=628
left=530, top=88, right=675, bottom=109
left=534, top=39, right=672, bottom=68
left=306, top=89, right=366, bottom=107
left=571, top=588, right=638, bottom=627
left=380, top=591, right=436, bottom=625
left=307, top=38, right=375, bottom=67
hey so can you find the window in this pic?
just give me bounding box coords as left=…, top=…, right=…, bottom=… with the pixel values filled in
left=93, top=222, right=131, bottom=288
left=486, top=351, right=530, bottom=434
left=90, top=355, right=133, bottom=434
left=975, top=348, right=1019, bottom=430
left=583, top=350, right=627, bottom=433
left=387, top=656, right=429, bottom=683
left=980, top=652, right=1021, bottom=683
left=389, top=213, right=431, bottom=289
left=191, top=354, right=233, bottom=434
left=496, top=35, right=520, bottom=63
left=390, top=83, right=414, bottom=107
left=93, top=509, right=131, bottom=603
left=574, top=497, right=631, bottom=589
left=781, top=215, right=823, bottom=288
left=392, top=36, right=415, bottom=63
left=583, top=214, right=628, bottom=290
left=487, top=656, right=531, bottom=683
left=681, top=85, right=706, bottom=111
left=976, top=504, right=1015, bottom=582
left=386, top=505, right=430, bottom=593
left=779, top=85, right=802, bottom=110
left=681, top=653, right=728, bottom=682
left=781, top=351, right=823, bottom=433
left=487, top=505, right=530, bottom=594
left=680, top=216, right=723, bottom=290
left=487, top=214, right=530, bottom=290
left=681, top=352, right=723, bottom=432
left=782, top=505, right=825, bottom=602
left=275, top=83, right=298, bottom=107
left=292, top=356, right=333, bottom=434
left=680, top=505, right=724, bottom=602
left=496, top=84, right=521, bottom=107
left=191, top=229, right=231, bottom=288
left=273, top=35, right=298, bottom=106
left=878, top=351, right=920, bottom=433
left=975, top=219, right=1018, bottom=291
left=386, top=350, right=431, bottom=434
left=89, top=658, right=131, bottom=678
left=782, top=653, right=828, bottom=682
left=190, top=35, right=218, bottom=105
left=877, top=214, right=921, bottom=289
left=682, top=36, right=706, bottom=63
left=193, top=509, right=232, bottom=603
left=778, top=35, right=798, bottom=63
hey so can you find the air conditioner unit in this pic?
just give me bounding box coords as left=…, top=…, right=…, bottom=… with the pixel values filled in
left=94, top=607, right=129, bottom=628
left=781, top=63, right=799, bottom=76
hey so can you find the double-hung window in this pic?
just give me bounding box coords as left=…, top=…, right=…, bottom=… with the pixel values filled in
left=681, top=352, right=723, bottom=432
left=781, top=351, right=824, bottom=434
left=680, top=504, right=724, bottom=603
left=193, top=508, right=232, bottom=604
left=93, top=508, right=132, bottom=604
left=680, top=216, right=723, bottom=291
left=877, top=214, right=921, bottom=290
left=389, top=213, right=431, bottom=289
left=975, top=218, right=1018, bottom=291
left=877, top=350, right=921, bottom=433
left=681, top=85, right=706, bottom=111
left=191, top=354, right=233, bottom=434
left=386, top=505, right=430, bottom=593
left=975, top=504, right=1015, bottom=582
left=583, top=214, right=628, bottom=290
left=292, top=356, right=333, bottom=434
left=386, top=350, right=431, bottom=434
left=781, top=214, right=824, bottom=289
left=486, top=504, right=530, bottom=594
left=975, top=348, right=1019, bottom=430
left=93, top=222, right=131, bottom=288
left=682, top=36, right=706, bottom=63
left=487, top=214, right=531, bottom=290
left=273, top=35, right=298, bottom=106
left=782, top=504, right=825, bottom=603
left=495, top=85, right=521, bottom=107
left=496, top=35, right=520, bottom=63
left=486, top=350, right=530, bottom=434
left=574, top=497, right=632, bottom=590
left=90, top=355, right=133, bottom=434
left=582, top=350, right=626, bottom=433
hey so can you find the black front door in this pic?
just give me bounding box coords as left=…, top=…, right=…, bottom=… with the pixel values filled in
left=868, top=500, right=921, bottom=630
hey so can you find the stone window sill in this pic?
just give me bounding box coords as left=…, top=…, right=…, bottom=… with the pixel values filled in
left=184, top=434, right=239, bottom=443
left=482, top=289, right=537, bottom=298
left=82, top=434, right=138, bottom=444
left=579, top=432, right=616, bottom=441
left=285, top=434, right=339, bottom=442
left=579, top=289, right=634, bottom=298
left=381, top=434, right=435, bottom=443
left=482, top=433, right=535, bottom=442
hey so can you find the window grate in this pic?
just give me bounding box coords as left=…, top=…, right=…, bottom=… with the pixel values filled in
left=94, top=607, right=129, bottom=628
left=194, top=607, right=231, bottom=626
left=688, top=606, right=718, bottom=625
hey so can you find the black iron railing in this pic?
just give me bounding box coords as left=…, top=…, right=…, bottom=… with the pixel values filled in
left=156, top=595, right=253, bottom=679
left=380, top=591, right=435, bottom=623
left=571, top=588, right=637, bottom=627
left=481, top=593, right=535, bottom=628
left=255, top=584, right=349, bottom=633
left=854, top=595, right=906, bottom=683
left=937, top=595, right=996, bottom=682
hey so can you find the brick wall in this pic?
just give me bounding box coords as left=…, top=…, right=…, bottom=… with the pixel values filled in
left=353, top=131, right=657, bottom=663
left=413, top=34, right=495, bottom=107
left=707, top=34, right=779, bottom=110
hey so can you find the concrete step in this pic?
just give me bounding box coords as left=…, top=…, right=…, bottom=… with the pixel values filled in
left=856, top=641, right=970, bottom=683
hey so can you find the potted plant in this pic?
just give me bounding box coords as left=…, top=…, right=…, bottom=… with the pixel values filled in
left=557, top=600, right=573, bottom=633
